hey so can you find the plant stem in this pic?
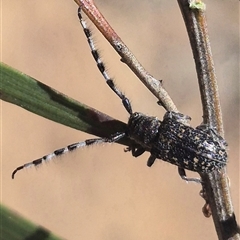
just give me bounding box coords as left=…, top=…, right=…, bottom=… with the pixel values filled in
left=73, top=0, right=177, bottom=112
left=177, top=0, right=239, bottom=239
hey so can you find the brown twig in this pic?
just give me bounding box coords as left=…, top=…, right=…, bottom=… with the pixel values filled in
left=177, top=0, right=239, bottom=239
left=73, top=0, right=177, bottom=112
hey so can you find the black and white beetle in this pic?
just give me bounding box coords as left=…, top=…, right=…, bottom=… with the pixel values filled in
left=12, top=8, right=228, bottom=181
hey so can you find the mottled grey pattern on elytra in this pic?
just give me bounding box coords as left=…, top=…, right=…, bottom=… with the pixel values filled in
left=126, top=111, right=227, bottom=176
left=11, top=7, right=227, bottom=181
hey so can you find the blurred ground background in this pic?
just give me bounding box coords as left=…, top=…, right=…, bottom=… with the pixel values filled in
left=2, top=1, right=239, bottom=239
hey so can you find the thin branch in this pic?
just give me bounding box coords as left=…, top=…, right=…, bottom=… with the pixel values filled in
left=73, top=0, right=177, bottom=112
left=177, top=0, right=239, bottom=239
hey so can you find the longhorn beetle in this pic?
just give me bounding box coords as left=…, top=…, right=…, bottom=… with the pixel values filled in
left=12, top=7, right=228, bottom=182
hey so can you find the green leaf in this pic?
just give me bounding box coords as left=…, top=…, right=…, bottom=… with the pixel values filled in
left=0, top=204, right=62, bottom=240
left=0, top=62, right=130, bottom=145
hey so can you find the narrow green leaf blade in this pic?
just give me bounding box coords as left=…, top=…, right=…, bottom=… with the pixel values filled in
left=0, top=62, right=128, bottom=141
left=0, top=204, right=63, bottom=240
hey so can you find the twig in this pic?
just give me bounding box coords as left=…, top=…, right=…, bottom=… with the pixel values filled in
left=177, top=0, right=239, bottom=239
left=73, top=0, right=177, bottom=112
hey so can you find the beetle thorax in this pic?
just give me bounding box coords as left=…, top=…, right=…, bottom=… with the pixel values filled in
left=127, top=112, right=161, bottom=148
